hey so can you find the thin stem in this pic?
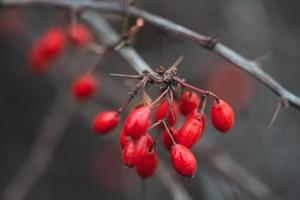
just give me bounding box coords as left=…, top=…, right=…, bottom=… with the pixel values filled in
left=117, top=75, right=149, bottom=113
left=174, top=76, right=220, bottom=101
left=199, top=94, right=207, bottom=114
left=162, top=120, right=176, bottom=145
left=150, top=88, right=169, bottom=108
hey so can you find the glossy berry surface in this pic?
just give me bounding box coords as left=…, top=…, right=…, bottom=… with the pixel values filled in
left=123, top=106, right=151, bottom=139
left=72, top=75, right=97, bottom=101
left=155, top=100, right=179, bottom=126
left=93, top=111, right=119, bottom=134
left=162, top=127, right=178, bottom=151
left=210, top=100, right=234, bottom=132
left=40, top=28, right=65, bottom=58
left=122, top=134, right=153, bottom=167
left=170, top=144, right=197, bottom=177
left=175, top=116, right=205, bottom=148
left=179, top=92, right=200, bottom=116
left=69, top=24, right=92, bottom=47
left=119, top=129, right=128, bottom=149
left=187, top=110, right=206, bottom=130
left=136, top=148, right=158, bottom=179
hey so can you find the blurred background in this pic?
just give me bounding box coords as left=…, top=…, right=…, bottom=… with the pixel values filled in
left=0, top=0, right=300, bottom=199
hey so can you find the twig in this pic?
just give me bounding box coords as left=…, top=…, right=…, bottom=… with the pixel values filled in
left=200, top=148, right=281, bottom=200
left=2, top=88, right=78, bottom=200
left=2, top=0, right=300, bottom=109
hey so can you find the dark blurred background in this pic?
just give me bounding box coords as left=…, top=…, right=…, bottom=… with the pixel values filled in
left=0, top=0, right=300, bottom=199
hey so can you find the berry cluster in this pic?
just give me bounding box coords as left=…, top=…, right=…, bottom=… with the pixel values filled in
left=92, top=65, right=235, bottom=179
left=28, top=20, right=234, bottom=179
left=29, top=23, right=92, bottom=74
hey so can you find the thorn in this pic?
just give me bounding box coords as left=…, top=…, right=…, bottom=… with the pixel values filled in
left=205, top=33, right=220, bottom=49
left=167, top=56, right=184, bottom=72
left=110, top=73, right=142, bottom=79
left=268, top=98, right=288, bottom=128
left=254, top=52, right=273, bottom=67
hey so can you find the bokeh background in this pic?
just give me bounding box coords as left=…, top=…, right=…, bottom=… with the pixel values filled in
left=0, top=0, right=300, bottom=199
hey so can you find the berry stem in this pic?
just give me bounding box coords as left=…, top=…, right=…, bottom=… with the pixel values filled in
left=150, top=88, right=169, bottom=108
left=167, top=89, right=176, bottom=122
left=162, top=120, right=176, bottom=145
left=173, top=76, right=219, bottom=102
left=199, top=94, right=207, bottom=115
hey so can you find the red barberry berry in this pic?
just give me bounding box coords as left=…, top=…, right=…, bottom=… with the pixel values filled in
left=40, top=28, right=65, bottom=58
left=72, top=75, right=97, bottom=101
left=155, top=100, right=179, bottom=126
left=210, top=100, right=234, bottom=132
left=122, top=134, right=153, bottom=167
left=93, top=111, right=120, bottom=134
left=179, top=91, right=200, bottom=116
left=162, top=127, right=178, bottom=151
left=119, top=129, right=128, bottom=149
left=123, top=106, right=151, bottom=139
left=136, top=148, right=158, bottom=179
left=28, top=41, right=48, bottom=74
left=69, top=23, right=92, bottom=47
left=187, top=109, right=206, bottom=129
left=174, top=116, right=205, bottom=148
left=170, top=144, right=197, bottom=177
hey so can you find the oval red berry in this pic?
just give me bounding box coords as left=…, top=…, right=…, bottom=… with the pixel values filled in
left=179, top=92, right=200, bottom=116
left=210, top=100, right=234, bottom=132
left=155, top=100, right=179, bottom=126
left=72, top=75, right=97, bottom=101
left=174, top=117, right=204, bottom=148
left=170, top=144, right=197, bottom=177
left=123, top=106, right=151, bottom=139
left=136, top=149, right=158, bottom=179
left=93, top=111, right=119, bottom=134
left=69, top=23, right=92, bottom=47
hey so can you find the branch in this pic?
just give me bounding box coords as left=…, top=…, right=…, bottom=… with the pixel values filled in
left=200, top=148, right=281, bottom=200
left=82, top=12, right=279, bottom=200
left=2, top=0, right=300, bottom=109
left=3, top=87, right=78, bottom=200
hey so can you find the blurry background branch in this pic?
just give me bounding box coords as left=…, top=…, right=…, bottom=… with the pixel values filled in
left=2, top=0, right=300, bottom=109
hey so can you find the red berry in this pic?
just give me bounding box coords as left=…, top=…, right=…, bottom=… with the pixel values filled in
left=93, top=111, right=120, bottom=134
left=122, top=134, right=153, bottom=167
left=174, top=116, right=205, bottom=148
left=210, top=100, right=234, bottom=132
left=40, top=28, right=65, bottom=58
left=187, top=110, right=206, bottom=129
left=136, top=148, right=158, bottom=179
left=72, top=75, right=97, bottom=101
left=28, top=41, right=48, bottom=74
left=170, top=144, right=197, bottom=177
left=155, top=100, right=179, bottom=126
left=123, top=106, right=151, bottom=139
left=69, top=23, right=92, bottom=47
left=162, top=127, right=178, bottom=151
left=179, top=92, right=200, bottom=116
left=119, top=129, right=128, bottom=149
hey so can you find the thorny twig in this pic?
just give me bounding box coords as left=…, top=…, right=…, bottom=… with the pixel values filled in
left=2, top=0, right=300, bottom=109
